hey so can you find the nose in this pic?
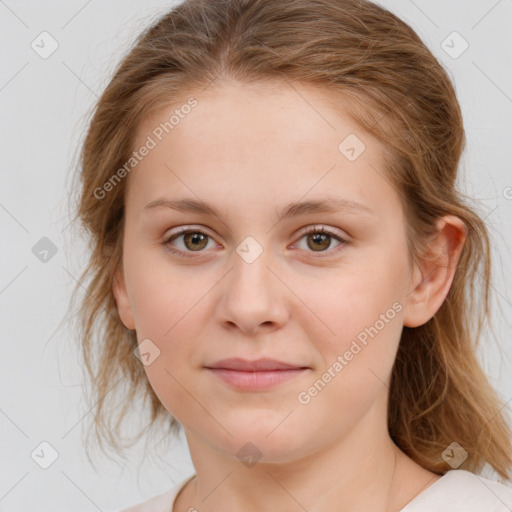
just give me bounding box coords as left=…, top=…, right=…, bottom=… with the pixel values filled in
left=215, top=243, right=290, bottom=336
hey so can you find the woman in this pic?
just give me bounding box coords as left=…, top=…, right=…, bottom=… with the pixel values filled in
left=70, top=0, right=512, bottom=510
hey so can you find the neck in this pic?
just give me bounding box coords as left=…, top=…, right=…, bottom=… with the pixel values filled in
left=174, top=402, right=428, bottom=512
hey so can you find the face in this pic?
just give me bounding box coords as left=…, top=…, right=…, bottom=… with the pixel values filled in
left=113, top=80, right=416, bottom=464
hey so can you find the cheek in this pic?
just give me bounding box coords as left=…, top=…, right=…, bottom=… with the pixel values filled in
left=131, top=280, right=207, bottom=369
left=295, top=270, right=405, bottom=427
left=133, top=289, right=209, bottom=427
left=294, top=276, right=405, bottom=434
left=300, top=260, right=406, bottom=355
left=125, top=250, right=204, bottom=339
left=123, top=256, right=210, bottom=410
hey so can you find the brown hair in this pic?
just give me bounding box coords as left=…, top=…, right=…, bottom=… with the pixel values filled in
left=68, top=0, right=512, bottom=479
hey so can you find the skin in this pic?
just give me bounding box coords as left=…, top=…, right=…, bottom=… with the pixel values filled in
left=113, top=80, right=467, bottom=511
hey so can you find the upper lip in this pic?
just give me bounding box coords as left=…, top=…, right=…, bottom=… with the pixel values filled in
left=205, top=358, right=308, bottom=371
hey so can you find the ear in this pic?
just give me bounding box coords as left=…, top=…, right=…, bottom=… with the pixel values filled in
left=112, top=265, right=136, bottom=331
left=403, top=215, right=467, bottom=328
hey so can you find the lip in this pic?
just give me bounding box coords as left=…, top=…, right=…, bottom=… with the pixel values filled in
left=206, top=358, right=307, bottom=371
left=204, top=358, right=310, bottom=391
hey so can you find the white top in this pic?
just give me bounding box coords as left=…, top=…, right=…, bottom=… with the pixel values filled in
left=117, top=470, right=512, bottom=511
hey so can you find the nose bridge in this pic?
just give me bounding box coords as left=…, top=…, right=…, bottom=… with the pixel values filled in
left=217, top=234, right=288, bottom=332
left=230, top=234, right=276, bottom=302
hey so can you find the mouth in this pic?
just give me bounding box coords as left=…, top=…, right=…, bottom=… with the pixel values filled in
left=204, top=358, right=310, bottom=391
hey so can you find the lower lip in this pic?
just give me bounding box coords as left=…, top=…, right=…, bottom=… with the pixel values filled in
left=206, top=368, right=308, bottom=391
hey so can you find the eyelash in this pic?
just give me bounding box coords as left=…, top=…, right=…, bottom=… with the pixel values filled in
left=162, top=225, right=349, bottom=260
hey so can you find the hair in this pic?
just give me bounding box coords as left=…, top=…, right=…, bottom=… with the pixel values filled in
left=68, top=0, right=512, bottom=480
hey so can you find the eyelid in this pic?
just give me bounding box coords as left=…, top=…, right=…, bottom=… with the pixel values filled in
left=296, top=224, right=348, bottom=240
left=164, top=224, right=213, bottom=237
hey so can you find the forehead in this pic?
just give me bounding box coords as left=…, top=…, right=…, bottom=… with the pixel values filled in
left=126, top=81, right=399, bottom=218
left=136, top=80, right=361, bottom=147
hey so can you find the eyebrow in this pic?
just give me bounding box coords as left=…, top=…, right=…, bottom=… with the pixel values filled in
left=143, top=195, right=374, bottom=222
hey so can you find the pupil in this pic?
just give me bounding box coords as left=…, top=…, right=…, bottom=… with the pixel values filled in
left=186, top=232, right=207, bottom=251
left=309, top=233, right=329, bottom=251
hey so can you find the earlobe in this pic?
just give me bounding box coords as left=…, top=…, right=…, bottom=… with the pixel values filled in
left=112, top=266, right=136, bottom=331
left=403, top=215, right=467, bottom=328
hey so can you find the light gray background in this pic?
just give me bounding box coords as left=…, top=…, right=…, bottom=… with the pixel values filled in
left=1, top=0, right=511, bottom=510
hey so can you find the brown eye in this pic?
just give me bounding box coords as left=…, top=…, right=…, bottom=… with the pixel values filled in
left=295, top=226, right=349, bottom=257
left=164, top=228, right=216, bottom=257
left=182, top=231, right=209, bottom=251
left=306, top=232, right=332, bottom=252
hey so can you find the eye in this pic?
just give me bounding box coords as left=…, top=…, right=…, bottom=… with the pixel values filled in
left=294, top=225, right=349, bottom=257
left=162, top=225, right=349, bottom=259
left=163, top=227, right=218, bottom=258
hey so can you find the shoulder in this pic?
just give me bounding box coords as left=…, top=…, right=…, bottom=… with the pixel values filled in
left=402, top=469, right=512, bottom=512
left=117, top=475, right=195, bottom=512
